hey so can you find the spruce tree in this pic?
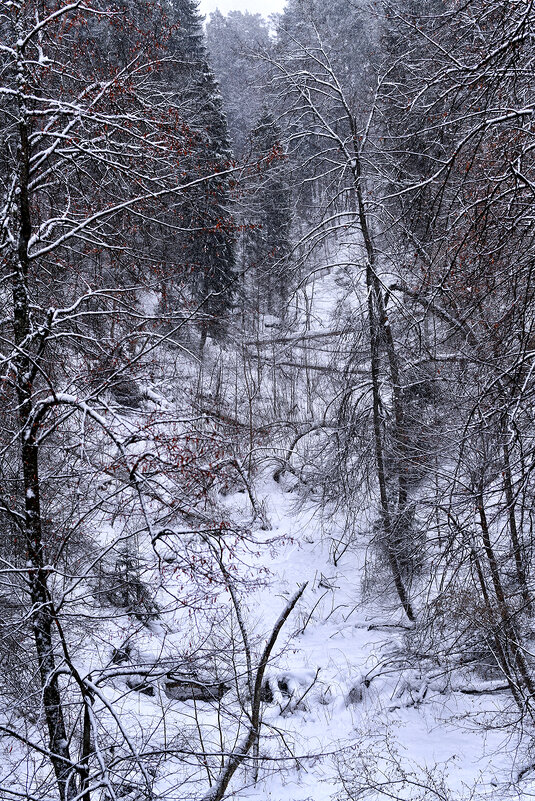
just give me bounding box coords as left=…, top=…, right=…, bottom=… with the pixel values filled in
left=166, top=0, right=236, bottom=345
left=206, top=10, right=272, bottom=155
left=244, top=110, right=292, bottom=317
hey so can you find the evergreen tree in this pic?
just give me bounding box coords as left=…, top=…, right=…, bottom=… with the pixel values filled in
left=165, top=0, right=236, bottom=345
left=380, top=0, right=451, bottom=247
left=206, top=10, right=272, bottom=155
left=244, top=110, right=292, bottom=316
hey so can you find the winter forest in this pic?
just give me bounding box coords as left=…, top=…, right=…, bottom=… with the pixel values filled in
left=1, top=0, right=535, bottom=798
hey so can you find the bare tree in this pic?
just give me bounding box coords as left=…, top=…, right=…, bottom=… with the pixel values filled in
left=0, top=1, right=260, bottom=797
left=383, top=0, right=535, bottom=715
left=265, top=2, right=416, bottom=619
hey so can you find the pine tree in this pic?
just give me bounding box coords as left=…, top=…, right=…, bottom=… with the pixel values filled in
left=381, top=0, right=450, bottom=247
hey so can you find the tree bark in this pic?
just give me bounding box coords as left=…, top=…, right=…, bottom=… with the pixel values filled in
left=501, top=433, right=531, bottom=614
left=13, top=46, right=75, bottom=799
left=476, top=490, right=535, bottom=712
left=350, top=126, right=414, bottom=622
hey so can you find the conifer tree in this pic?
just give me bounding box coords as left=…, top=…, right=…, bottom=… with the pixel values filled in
left=167, top=0, right=236, bottom=345
left=206, top=10, right=272, bottom=155
left=244, top=110, right=292, bottom=316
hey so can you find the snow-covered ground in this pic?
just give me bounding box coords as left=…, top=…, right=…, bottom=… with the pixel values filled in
left=218, top=476, right=535, bottom=801
left=2, top=251, right=533, bottom=801
left=1, top=469, right=532, bottom=801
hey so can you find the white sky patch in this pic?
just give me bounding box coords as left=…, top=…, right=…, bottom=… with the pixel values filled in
left=199, top=0, right=287, bottom=20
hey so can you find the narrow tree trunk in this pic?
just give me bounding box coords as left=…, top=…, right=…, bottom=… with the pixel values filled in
left=349, top=128, right=414, bottom=621
left=20, top=439, right=76, bottom=800
left=79, top=689, right=93, bottom=801
left=469, top=545, right=525, bottom=711
left=203, top=585, right=307, bottom=801
left=366, top=276, right=415, bottom=622
left=477, top=490, right=535, bottom=710
left=13, top=65, right=76, bottom=799
left=502, top=435, right=531, bottom=614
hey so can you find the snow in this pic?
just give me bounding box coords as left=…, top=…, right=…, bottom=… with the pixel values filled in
left=201, top=477, right=529, bottom=801
left=3, top=245, right=533, bottom=801
left=5, top=416, right=534, bottom=801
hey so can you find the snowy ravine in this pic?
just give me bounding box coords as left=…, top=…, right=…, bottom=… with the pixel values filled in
left=219, top=475, right=535, bottom=801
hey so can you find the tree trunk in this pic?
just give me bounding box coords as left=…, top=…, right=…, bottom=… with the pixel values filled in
left=476, top=490, right=535, bottom=712
left=350, top=126, right=414, bottom=622
left=13, top=69, right=76, bottom=800
left=501, top=433, right=531, bottom=614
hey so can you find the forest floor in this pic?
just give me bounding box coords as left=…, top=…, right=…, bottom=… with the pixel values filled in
left=229, top=475, right=535, bottom=801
